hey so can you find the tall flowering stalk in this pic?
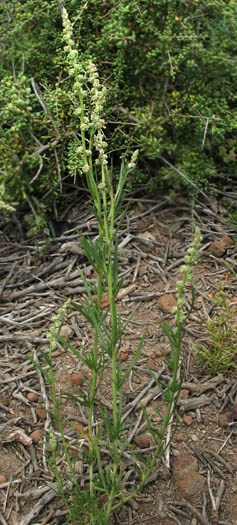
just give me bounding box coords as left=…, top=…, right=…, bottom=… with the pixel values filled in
left=59, top=5, right=139, bottom=521
left=112, top=227, right=202, bottom=509
left=170, top=226, right=202, bottom=387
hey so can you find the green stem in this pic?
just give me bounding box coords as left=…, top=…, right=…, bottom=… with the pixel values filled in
left=102, top=177, right=120, bottom=522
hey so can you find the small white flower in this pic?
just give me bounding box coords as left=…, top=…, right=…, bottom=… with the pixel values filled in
left=98, top=182, right=106, bottom=190
left=49, top=427, right=57, bottom=451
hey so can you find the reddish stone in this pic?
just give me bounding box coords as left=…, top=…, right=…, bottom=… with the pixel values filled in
left=222, top=235, right=234, bottom=247
left=134, top=433, right=151, bottom=448
left=158, top=294, right=177, bottom=313
left=27, top=392, right=39, bottom=403
left=183, top=415, right=192, bottom=426
left=0, top=474, right=7, bottom=484
left=31, top=429, right=44, bottom=443
left=146, top=358, right=160, bottom=371
left=179, top=389, right=189, bottom=399
left=71, top=372, right=85, bottom=386
left=175, top=471, right=205, bottom=501
left=210, top=235, right=234, bottom=258
left=219, top=412, right=230, bottom=427
left=209, top=240, right=226, bottom=257
left=36, top=408, right=47, bottom=420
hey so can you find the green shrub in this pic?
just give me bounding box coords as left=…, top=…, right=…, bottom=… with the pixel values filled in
left=0, top=0, right=237, bottom=216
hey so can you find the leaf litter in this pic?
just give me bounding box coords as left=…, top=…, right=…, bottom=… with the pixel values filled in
left=0, top=191, right=236, bottom=524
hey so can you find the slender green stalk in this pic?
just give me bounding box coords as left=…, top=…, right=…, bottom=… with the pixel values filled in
left=48, top=301, right=80, bottom=507
left=110, top=227, right=202, bottom=513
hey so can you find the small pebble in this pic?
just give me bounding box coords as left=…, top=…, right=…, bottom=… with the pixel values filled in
left=180, top=389, right=189, bottom=399
left=134, top=433, right=151, bottom=448
left=219, top=412, right=230, bottom=427
left=119, top=348, right=128, bottom=361
left=31, top=429, right=44, bottom=443
left=27, top=392, right=39, bottom=403
left=146, top=358, right=159, bottom=371
left=71, top=372, right=85, bottom=386
left=209, top=240, right=227, bottom=257
left=183, top=415, right=192, bottom=426
left=158, top=294, right=177, bottom=313
left=0, top=474, right=7, bottom=484
left=60, top=325, right=73, bottom=340
left=36, top=408, right=47, bottom=420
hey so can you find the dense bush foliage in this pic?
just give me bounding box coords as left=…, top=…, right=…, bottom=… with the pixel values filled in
left=0, top=0, right=237, bottom=216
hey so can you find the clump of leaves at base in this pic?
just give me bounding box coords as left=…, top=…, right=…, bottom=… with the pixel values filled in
left=195, top=283, right=237, bottom=374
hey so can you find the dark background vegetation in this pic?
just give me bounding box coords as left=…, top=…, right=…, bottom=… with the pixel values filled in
left=0, top=0, right=237, bottom=229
